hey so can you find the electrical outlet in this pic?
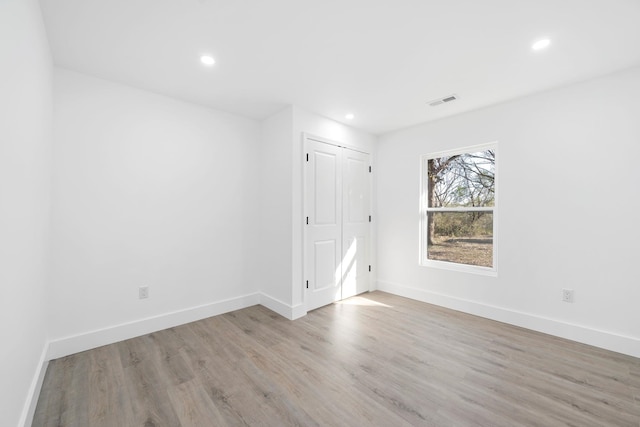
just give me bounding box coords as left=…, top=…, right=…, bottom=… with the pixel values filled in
left=562, top=288, right=574, bottom=303
left=139, top=286, right=149, bottom=299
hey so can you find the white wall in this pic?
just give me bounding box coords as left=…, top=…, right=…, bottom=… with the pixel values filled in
left=258, top=107, right=294, bottom=309
left=49, top=69, right=261, bottom=354
left=377, top=66, right=640, bottom=357
left=0, top=0, right=53, bottom=425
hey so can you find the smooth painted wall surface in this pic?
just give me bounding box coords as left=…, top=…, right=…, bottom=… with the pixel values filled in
left=258, top=107, right=294, bottom=306
left=0, top=0, right=52, bottom=425
left=377, top=67, right=640, bottom=356
left=50, top=68, right=260, bottom=340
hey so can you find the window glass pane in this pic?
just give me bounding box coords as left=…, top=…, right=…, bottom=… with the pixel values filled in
left=427, top=149, right=495, bottom=208
left=427, top=212, right=493, bottom=267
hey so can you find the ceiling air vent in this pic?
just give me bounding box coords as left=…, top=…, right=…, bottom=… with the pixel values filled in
left=428, top=94, right=459, bottom=107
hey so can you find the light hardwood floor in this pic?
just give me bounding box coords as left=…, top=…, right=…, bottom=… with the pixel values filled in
left=33, top=291, right=640, bottom=426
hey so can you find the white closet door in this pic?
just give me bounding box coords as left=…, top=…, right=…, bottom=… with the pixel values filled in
left=341, top=148, right=370, bottom=299
left=305, top=140, right=343, bottom=311
left=305, top=138, right=371, bottom=312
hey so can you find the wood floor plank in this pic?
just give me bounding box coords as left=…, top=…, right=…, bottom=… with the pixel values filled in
left=117, top=333, right=155, bottom=369
left=166, top=378, right=228, bottom=427
left=32, top=291, right=640, bottom=426
left=179, top=347, right=253, bottom=426
left=121, top=354, right=182, bottom=427
left=35, top=352, right=91, bottom=427
left=32, top=356, right=77, bottom=427
left=268, top=341, right=412, bottom=427
left=87, top=345, right=135, bottom=427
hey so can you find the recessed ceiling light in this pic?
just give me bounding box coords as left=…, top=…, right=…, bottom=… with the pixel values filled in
left=200, top=55, right=215, bottom=66
left=345, top=113, right=355, bottom=120
left=532, top=39, right=551, bottom=51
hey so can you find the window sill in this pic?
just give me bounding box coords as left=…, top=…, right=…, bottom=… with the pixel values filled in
left=420, top=259, right=498, bottom=277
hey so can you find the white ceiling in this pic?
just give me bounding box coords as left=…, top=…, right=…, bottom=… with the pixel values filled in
left=40, top=0, right=640, bottom=135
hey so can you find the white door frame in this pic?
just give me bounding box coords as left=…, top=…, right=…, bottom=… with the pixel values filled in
left=302, top=133, right=373, bottom=312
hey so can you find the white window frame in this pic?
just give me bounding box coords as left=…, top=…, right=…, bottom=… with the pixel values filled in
left=419, top=142, right=498, bottom=276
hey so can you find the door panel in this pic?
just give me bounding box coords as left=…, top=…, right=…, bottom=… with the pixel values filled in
left=345, top=155, right=368, bottom=223
left=305, top=139, right=370, bottom=311
left=305, top=141, right=342, bottom=311
left=314, top=151, right=339, bottom=225
left=313, top=240, right=338, bottom=292
left=340, top=235, right=358, bottom=299
left=342, top=149, right=370, bottom=299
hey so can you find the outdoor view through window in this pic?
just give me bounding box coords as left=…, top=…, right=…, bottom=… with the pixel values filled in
left=423, top=145, right=496, bottom=270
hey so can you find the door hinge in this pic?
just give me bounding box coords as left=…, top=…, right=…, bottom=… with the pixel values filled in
left=306, top=280, right=309, bottom=289
left=369, top=165, right=372, bottom=173
left=306, top=216, right=309, bottom=225
left=306, top=153, right=309, bottom=162
left=369, top=215, right=372, bottom=222
left=369, top=265, right=371, bottom=272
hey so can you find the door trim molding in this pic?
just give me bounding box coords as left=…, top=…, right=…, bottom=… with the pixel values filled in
left=302, top=133, right=373, bottom=313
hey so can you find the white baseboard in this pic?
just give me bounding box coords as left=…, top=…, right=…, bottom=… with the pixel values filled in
left=29, top=292, right=310, bottom=425
left=290, top=303, right=307, bottom=320
left=19, top=342, right=49, bottom=427
left=378, top=280, right=640, bottom=358
left=47, top=293, right=261, bottom=360
left=259, top=293, right=307, bottom=320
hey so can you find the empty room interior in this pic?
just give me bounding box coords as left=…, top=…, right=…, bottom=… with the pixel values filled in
left=2, top=0, right=640, bottom=426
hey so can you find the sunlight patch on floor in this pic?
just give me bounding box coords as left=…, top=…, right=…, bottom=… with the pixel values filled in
left=337, top=295, right=392, bottom=307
